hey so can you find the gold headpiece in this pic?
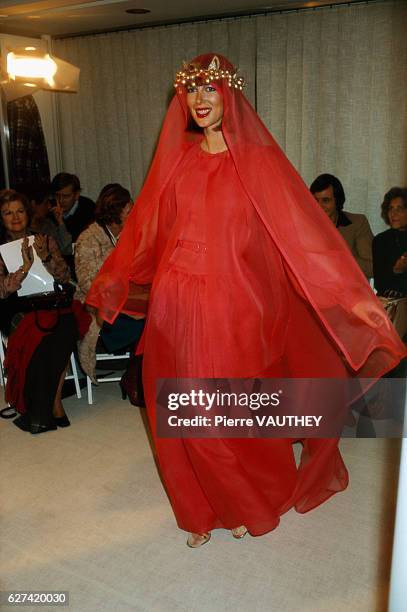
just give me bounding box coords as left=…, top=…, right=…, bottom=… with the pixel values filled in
left=174, top=55, right=245, bottom=91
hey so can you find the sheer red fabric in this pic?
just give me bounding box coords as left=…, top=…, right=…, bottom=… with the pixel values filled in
left=86, top=54, right=406, bottom=535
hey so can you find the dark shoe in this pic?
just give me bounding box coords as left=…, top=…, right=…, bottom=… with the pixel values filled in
left=120, top=380, right=130, bottom=401
left=29, top=422, right=57, bottom=434
left=54, top=415, right=71, bottom=428
left=13, top=415, right=57, bottom=434
left=13, top=415, right=30, bottom=432
left=119, top=379, right=145, bottom=407
left=120, top=354, right=145, bottom=407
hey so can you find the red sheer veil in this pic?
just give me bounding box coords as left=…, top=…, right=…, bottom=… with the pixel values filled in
left=87, top=53, right=406, bottom=377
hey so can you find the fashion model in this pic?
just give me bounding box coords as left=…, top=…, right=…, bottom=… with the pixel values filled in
left=87, top=54, right=406, bottom=547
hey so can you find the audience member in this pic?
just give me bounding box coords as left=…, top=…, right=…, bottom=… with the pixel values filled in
left=19, top=182, right=72, bottom=256
left=370, top=188, right=407, bottom=420
left=310, top=173, right=373, bottom=278
left=0, top=189, right=77, bottom=433
left=50, top=172, right=95, bottom=242
left=372, top=187, right=407, bottom=297
left=75, top=184, right=145, bottom=405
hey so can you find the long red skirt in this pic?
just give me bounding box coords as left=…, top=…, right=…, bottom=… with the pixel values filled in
left=142, top=244, right=349, bottom=536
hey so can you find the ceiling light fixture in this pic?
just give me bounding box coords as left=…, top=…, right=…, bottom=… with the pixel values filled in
left=2, top=46, right=80, bottom=94
left=7, top=51, right=57, bottom=86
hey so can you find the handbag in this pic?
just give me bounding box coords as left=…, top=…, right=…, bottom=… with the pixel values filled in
left=17, top=282, right=75, bottom=332
left=379, top=294, right=407, bottom=342
left=123, top=282, right=151, bottom=316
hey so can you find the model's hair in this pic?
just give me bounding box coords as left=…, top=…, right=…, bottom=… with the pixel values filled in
left=0, top=188, right=31, bottom=243
left=310, top=174, right=346, bottom=211
left=51, top=172, right=81, bottom=193
left=381, top=187, right=407, bottom=225
left=95, top=184, right=131, bottom=226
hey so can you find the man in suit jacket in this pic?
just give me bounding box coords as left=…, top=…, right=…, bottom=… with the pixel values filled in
left=310, top=173, right=373, bottom=278
left=50, top=172, right=95, bottom=243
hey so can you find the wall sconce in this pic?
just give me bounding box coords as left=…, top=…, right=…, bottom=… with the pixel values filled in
left=1, top=45, right=80, bottom=99
left=7, top=49, right=57, bottom=85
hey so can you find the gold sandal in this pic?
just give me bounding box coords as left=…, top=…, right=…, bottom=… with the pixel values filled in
left=231, top=525, right=248, bottom=539
left=186, top=532, right=211, bottom=548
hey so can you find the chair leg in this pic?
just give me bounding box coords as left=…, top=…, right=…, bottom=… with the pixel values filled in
left=70, top=353, right=82, bottom=399
left=0, top=334, right=6, bottom=387
left=87, top=376, right=93, bottom=405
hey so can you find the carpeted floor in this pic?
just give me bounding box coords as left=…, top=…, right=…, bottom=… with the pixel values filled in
left=0, top=383, right=400, bottom=612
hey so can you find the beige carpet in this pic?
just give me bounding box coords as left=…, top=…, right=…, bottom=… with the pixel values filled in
left=0, top=383, right=400, bottom=612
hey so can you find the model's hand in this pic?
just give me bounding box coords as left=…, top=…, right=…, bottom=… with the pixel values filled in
left=21, top=236, right=34, bottom=273
left=33, top=234, right=50, bottom=261
left=351, top=300, right=391, bottom=330
left=393, top=253, right=407, bottom=274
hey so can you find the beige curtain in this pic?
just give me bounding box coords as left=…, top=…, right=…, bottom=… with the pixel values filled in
left=54, top=0, right=407, bottom=234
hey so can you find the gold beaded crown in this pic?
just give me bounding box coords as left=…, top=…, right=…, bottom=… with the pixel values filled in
left=174, top=55, right=245, bottom=91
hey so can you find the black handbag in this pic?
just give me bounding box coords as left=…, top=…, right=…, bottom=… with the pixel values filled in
left=17, top=282, right=75, bottom=332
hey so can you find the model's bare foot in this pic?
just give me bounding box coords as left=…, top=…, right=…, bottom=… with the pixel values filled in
left=186, top=532, right=211, bottom=548
left=231, top=525, right=248, bottom=539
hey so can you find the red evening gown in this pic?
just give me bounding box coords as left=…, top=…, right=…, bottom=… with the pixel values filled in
left=87, top=54, right=406, bottom=535
left=139, top=143, right=356, bottom=534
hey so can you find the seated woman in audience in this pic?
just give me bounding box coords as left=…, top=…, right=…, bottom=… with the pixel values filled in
left=373, top=187, right=407, bottom=346
left=373, top=187, right=407, bottom=297
left=0, top=189, right=77, bottom=433
left=75, top=184, right=145, bottom=405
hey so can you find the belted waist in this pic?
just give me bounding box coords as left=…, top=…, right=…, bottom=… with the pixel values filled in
left=177, top=239, right=207, bottom=253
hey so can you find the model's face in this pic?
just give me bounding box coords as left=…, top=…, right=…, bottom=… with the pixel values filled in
left=55, top=185, right=79, bottom=212
left=313, top=185, right=338, bottom=222
left=1, top=200, right=28, bottom=235
left=186, top=84, right=223, bottom=130
left=388, top=197, right=407, bottom=230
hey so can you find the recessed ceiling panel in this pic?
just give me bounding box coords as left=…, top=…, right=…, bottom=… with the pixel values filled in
left=0, top=0, right=368, bottom=38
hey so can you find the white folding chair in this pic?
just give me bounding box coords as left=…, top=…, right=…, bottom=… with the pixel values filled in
left=65, top=353, right=82, bottom=399
left=0, top=331, right=7, bottom=387
left=86, top=350, right=129, bottom=404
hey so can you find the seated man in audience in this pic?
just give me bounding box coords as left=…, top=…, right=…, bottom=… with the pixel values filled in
left=50, top=172, right=95, bottom=243
left=310, top=173, right=373, bottom=278
left=20, top=182, right=72, bottom=257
